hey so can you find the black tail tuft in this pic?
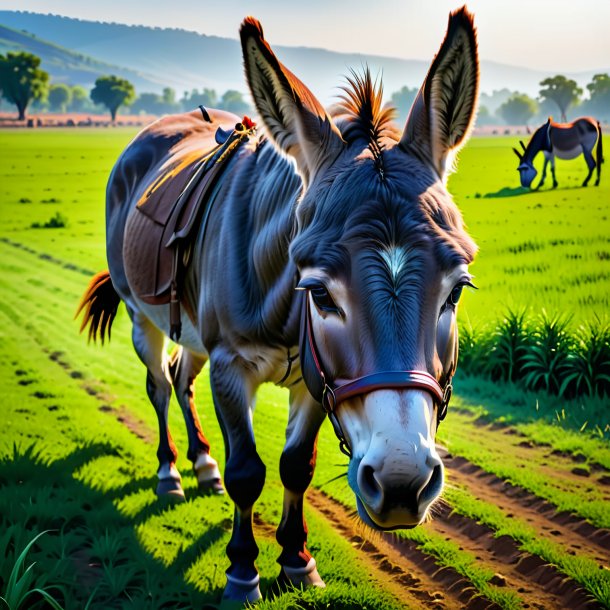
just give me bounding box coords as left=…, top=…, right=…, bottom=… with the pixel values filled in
left=75, top=270, right=121, bottom=344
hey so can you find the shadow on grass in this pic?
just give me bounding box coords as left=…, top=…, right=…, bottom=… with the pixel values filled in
left=482, top=185, right=530, bottom=198
left=452, top=372, right=608, bottom=438
left=0, top=442, right=226, bottom=609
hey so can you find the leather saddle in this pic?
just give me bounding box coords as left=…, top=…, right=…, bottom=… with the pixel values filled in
left=123, top=116, right=256, bottom=340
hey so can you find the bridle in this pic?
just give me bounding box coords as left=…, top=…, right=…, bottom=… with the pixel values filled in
left=299, top=293, right=453, bottom=458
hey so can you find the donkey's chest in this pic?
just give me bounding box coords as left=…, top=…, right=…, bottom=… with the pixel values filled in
left=233, top=343, right=301, bottom=387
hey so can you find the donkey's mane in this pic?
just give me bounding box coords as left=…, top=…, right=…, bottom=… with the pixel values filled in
left=334, top=69, right=399, bottom=172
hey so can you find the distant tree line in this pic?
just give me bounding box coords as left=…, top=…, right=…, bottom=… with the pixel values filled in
left=2, top=50, right=608, bottom=128
left=0, top=51, right=252, bottom=121
left=390, top=74, right=610, bottom=128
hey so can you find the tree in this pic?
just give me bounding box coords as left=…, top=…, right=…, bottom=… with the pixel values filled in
left=497, top=93, right=538, bottom=127
left=539, top=75, right=582, bottom=122
left=48, top=83, right=72, bottom=113
left=0, top=52, right=49, bottom=120
left=219, top=89, right=250, bottom=116
left=475, top=105, right=500, bottom=127
left=390, top=85, right=418, bottom=123
left=69, top=85, right=92, bottom=112
left=90, top=75, right=135, bottom=121
left=585, top=73, right=610, bottom=119
left=181, top=87, right=218, bottom=111
left=132, top=88, right=181, bottom=116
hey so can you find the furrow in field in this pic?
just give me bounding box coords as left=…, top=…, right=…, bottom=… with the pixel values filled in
left=440, top=448, right=610, bottom=559
left=44, top=346, right=157, bottom=445
left=429, top=500, right=602, bottom=610
left=0, top=236, right=95, bottom=276
left=306, top=489, right=500, bottom=610
left=453, top=407, right=610, bottom=475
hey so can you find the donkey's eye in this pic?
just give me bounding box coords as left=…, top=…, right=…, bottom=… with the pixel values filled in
left=297, top=278, right=343, bottom=317
left=311, top=285, right=342, bottom=315
left=446, top=280, right=477, bottom=309
left=449, top=284, right=463, bottom=306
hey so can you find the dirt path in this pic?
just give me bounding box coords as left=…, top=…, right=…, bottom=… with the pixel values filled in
left=430, top=500, right=600, bottom=609
left=441, top=448, right=610, bottom=561
left=306, top=489, right=500, bottom=610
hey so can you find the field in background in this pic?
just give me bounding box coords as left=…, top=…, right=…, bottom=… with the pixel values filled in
left=1, top=128, right=608, bottom=325
left=1, top=128, right=609, bottom=609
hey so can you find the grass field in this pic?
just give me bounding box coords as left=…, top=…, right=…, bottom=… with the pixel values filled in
left=1, top=127, right=609, bottom=609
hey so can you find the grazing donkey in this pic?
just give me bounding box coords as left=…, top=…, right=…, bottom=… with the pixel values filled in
left=513, top=116, right=603, bottom=189
left=78, top=7, right=479, bottom=602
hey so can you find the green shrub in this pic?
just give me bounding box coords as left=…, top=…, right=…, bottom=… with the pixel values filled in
left=458, top=309, right=610, bottom=399
left=560, top=319, right=610, bottom=398
left=485, top=309, right=531, bottom=382
left=31, top=213, right=67, bottom=229
left=521, top=311, right=572, bottom=395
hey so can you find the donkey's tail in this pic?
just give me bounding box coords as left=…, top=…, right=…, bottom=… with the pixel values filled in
left=597, top=121, right=604, bottom=165
left=75, top=270, right=121, bottom=344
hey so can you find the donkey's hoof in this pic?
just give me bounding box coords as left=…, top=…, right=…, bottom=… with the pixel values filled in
left=156, top=477, right=185, bottom=499
left=198, top=477, right=225, bottom=496
left=281, top=557, right=326, bottom=589
left=223, top=572, right=261, bottom=603
left=194, top=453, right=223, bottom=496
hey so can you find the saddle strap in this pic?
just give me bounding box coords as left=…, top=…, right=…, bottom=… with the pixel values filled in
left=168, top=116, right=256, bottom=341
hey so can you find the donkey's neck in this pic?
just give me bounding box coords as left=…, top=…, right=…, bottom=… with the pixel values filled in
left=199, top=140, right=304, bottom=348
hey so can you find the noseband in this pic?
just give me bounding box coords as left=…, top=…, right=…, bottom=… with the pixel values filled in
left=299, top=294, right=453, bottom=457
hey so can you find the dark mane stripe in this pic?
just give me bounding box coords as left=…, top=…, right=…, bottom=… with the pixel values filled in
left=335, top=68, right=399, bottom=172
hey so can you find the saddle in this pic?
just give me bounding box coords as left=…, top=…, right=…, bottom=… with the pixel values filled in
left=124, top=115, right=256, bottom=340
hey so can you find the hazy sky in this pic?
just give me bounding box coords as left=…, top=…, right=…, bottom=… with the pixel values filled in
left=1, top=0, right=608, bottom=72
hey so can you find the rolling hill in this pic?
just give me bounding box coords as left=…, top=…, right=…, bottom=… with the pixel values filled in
left=1, top=11, right=607, bottom=102
left=0, top=23, right=166, bottom=93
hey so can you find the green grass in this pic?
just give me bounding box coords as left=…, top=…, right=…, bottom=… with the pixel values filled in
left=0, top=129, right=609, bottom=323
left=438, top=410, right=610, bottom=529
left=449, top=135, right=610, bottom=324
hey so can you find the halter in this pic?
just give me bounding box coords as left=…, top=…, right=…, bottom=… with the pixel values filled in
left=299, top=293, right=453, bottom=458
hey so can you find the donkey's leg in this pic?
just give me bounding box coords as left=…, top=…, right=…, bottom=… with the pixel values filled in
left=276, top=385, right=326, bottom=588
left=550, top=156, right=558, bottom=188
left=131, top=311, right=183, bottom=497
left=535, top=157, right=549, bottom=190
left=168, top=346, right=224, bottom=495
left=582, top=148, right=596, bottom=186
left=209, top=347, right=266, bottom=603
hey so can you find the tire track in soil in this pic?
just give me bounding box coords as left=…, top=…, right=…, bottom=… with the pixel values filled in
left=440, top=447, right=610, bottom=561
left=46, top=349, right=156, bottom=445
left=306, top=489, right=501, bottom=610
left=430, top=501, right=603, bottom=609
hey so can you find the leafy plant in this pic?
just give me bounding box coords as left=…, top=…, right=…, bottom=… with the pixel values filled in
left=521, top=310, right=572, bottom=394
left=561, top=319, right=610, bottom=398
left=0, top=530, right=64, bottom=610
left=458, top=309, right=610, bottom=400
left=31, top=212, right=67, bottom=229
left=484, top=309, right=531, bottom=382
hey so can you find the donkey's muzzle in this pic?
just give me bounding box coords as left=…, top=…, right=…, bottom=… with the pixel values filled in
left=346, top=389, right=445, bottom=530
left=355, top=446, right=444, bottom=530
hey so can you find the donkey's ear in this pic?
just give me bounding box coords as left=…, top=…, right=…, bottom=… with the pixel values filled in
left=400, top=6, right=479, bottom=181
left=240, top=17, right=343, bottom=186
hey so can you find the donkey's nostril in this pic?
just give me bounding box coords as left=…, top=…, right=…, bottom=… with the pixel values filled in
left=358, top=463, right=384, bottom=512
left=417, top=462, right=443, bottom=506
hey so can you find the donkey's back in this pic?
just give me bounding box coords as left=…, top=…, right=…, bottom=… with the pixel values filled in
left=106, top=107, right=241, bottom=308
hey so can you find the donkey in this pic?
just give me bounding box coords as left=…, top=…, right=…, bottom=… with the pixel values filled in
left=513, top=116, right=603, bottom=189
left=78, top=8, right=479, bottom=603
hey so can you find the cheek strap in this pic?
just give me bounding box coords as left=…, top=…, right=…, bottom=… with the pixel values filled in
left=299, top=292, right=454, bottom=458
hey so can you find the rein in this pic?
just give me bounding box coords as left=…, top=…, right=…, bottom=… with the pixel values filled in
left=299, top=293, right=452, bottom=458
